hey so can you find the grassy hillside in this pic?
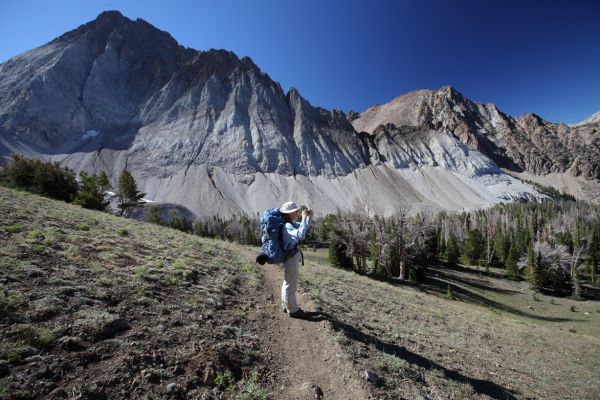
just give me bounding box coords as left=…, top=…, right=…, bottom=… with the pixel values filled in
left=296, top=250, right=600, bottom=399
left=2, top=184, right=599, bottom=400
left=0, top=186, right=267, bottom=399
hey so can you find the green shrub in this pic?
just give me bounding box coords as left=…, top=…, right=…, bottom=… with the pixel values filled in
left=236, top=369, right=268, bottom=400
left=117, top=228, right=129, bottom=236
left=214, top=369, right=235, bottom=391
left=0, top=154, right=78, bottom=202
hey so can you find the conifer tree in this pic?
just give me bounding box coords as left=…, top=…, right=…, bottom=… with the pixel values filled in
left=505, top=244, right=519, bottom=279
left=527, top=244, right=543, bottom=291
left=98, top=171, right=111, bottom=193
left=493, top=229, right=506, bottom=266
left=147, top=206, right=162, bottom=225
left=73, top=171, right=111, bottom=211
left=446, top=234, right=460, bottom=264
left=116, top=169, right=146, bottom=217
left=461, top=228, right=484, bottom=266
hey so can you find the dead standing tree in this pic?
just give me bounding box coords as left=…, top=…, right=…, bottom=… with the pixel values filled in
left=392, top=209, right=436, bottom=281
left=372, top=214, right=394, bottom=277
left=483, top=212, right=500, bottom=268
left=339, top=206, right=371, bottom=275
left=570, top=236, right=590, bottom=299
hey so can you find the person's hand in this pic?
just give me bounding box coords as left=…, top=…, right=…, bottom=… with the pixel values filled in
left=302, top=209, right=314, bottom=218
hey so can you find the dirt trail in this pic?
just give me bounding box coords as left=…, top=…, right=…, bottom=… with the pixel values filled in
left=242, top=247, right=372, bottom=400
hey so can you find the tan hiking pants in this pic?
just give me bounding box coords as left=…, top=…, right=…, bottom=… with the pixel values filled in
left=281, top=251, right=301, bottom=313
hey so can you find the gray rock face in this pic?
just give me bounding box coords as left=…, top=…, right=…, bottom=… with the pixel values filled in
left=352, top=86, right=600, bottom=180
left=0, top=11, right=368, bottom=181
left=0, top=11, right=595, bottom=216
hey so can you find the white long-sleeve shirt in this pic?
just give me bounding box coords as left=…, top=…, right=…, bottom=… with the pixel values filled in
left=281, top=216, right=311, bottom=251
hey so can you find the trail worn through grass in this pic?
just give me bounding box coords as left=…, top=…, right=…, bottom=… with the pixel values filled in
left=235, top=245, right=372, bottom=400
left=0, top=186, right=371, bottom=400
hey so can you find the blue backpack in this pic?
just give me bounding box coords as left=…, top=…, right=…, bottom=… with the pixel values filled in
left=256, top=208, right=298, bottom=264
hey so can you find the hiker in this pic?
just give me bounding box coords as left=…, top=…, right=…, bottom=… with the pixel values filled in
left=279, top=201, right=313, bottom=318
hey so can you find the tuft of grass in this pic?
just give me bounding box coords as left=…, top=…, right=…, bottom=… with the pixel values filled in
left=242, top=263, right=256, bottom=273
left=446, top=284, right=454, bottom=300
left=14, top=323, right=58, bottom=348
left=343, top=344, right=368, bottom=361
left=29, top=229, right=44, bottom=239
left=376, top=352, right=411, bottom=374
left=76, top=223, right=90, bottom=231
left=489, top=305, right=501, bottom=315
left=0, top=343, right=37, bottom=364
left=1, top=243, right=21, bottom=258
left=98, top=275, right=118, bottom=287
left=65, top=244, right=81, bottom=259
left=133, top=265, right=150, bottom=281
left=49, top=277, right=70, bottom=286
left=533, top=293, right=540, bottom=302
left=0, top=288, right=29, bottom=323
left=117, top=228, right=129, bottom=236
left=29, top=243, right=47, bottom=254
left=570, top=305, right=578, bottom=312
left=1, top=224, right=23, bottom=233
left=550, top=298, right=557, bottom=305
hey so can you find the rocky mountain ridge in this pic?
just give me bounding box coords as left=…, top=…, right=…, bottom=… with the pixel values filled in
left=0, top=11, right=597, bottom=216
left=573, top=110, right=600, bottom=126
left=352, top=86, right=600, bottom=180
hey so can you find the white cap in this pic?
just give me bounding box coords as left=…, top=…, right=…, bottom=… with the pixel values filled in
left=279, top=201, right=300, bottom=214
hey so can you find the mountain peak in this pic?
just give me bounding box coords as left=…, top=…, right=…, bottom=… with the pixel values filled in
left=96, top=10, right=126, bottom=20
left=435, top=85, right=466, bottom=102
left=437, top=85, right=458, bottom=94
left=518, top=113, right=544, bottom=124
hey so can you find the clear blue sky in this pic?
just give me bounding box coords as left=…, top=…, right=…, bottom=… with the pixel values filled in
left=1, top=0, right=599, bottom=124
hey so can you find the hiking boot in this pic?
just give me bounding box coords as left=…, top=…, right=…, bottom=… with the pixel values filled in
left=288, top=309, right=306, bottom=319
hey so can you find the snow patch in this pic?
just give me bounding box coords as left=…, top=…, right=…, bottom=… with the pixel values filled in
left=81, top=130, right=100, bottom=140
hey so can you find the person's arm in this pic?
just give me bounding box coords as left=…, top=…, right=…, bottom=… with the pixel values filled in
left=295, top=213, right=311, bottom=240
left=283, top=212, right=312, bottom=250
